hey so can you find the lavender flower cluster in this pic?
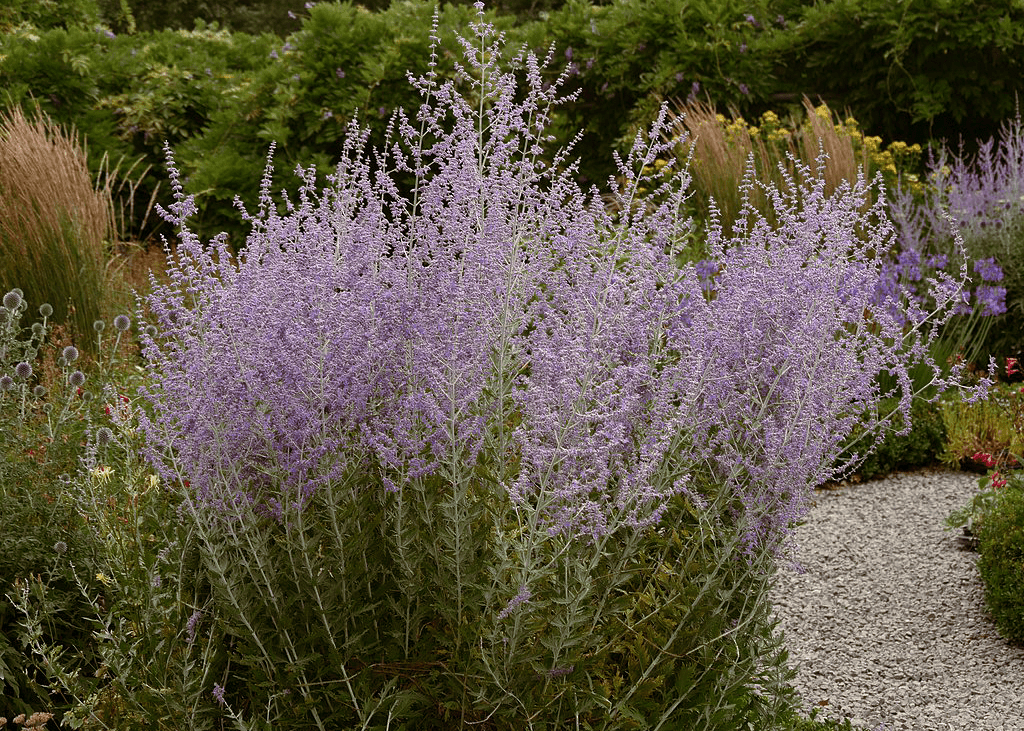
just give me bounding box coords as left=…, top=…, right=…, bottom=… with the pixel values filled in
left=137, top=10, right=973, bottom=554
left=886, top=116, right=1024, bottom=322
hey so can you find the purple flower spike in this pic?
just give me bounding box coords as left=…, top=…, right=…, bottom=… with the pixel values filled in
left=137, top=18, right=978, bottom=558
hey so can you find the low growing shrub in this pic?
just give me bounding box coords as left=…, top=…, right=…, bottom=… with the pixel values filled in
left=974, top=477, right=1024, bottom=645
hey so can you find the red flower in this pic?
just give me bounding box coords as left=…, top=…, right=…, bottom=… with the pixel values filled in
left=973, top=451, right=997, bottom=468
left=1007, top=357, right=1019, bottom=376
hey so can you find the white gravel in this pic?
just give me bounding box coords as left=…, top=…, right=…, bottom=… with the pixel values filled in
left=770, top=468, right=1024, bottom=731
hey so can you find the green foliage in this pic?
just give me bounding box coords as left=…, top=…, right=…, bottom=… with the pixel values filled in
left=845, top=397, right=947, bottom=482
left=170, top=0, right=531, bottom=244
left=0, top=0, right=103, bottom=33
left=109, top=0, right=307, bottom=36
left=778, top=0, right=1024, bottom=149
left=973, top=479, right=1024, bottom=645
left=161, top=454, right=802, bottom=729
left=0, top=458, right=98, bottom=720
left=939, top=381, right=1024, bottom=471
left=1, top=297, right=218, bottom=729
left=538, top=0, right=790, bottom=184
left=0, top=21, right=277, bottom=242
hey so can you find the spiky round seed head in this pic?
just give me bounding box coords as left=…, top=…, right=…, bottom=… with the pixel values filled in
left=0, top=375, right=13, bottom=391
left=2, top=291, right=21, bottom=310
left=14, top=362, right=32, bottom=379
left=81, top=390, right=93, bottom=402
left=57, top=356, right=67, bottom=368
left=31, top=322, right=45, bottom=336
left=33, top=385, right=46, bottom=398
left=93, top=320, right=105, bottom=333
left=113, top=314, right=131, bottom=332
left=54, top=540, right=67, bottom=554
left=43, top=403, right=53, bottom=413
left=96, top=427, right=114, bottom=446
left=62, top=345, right=79, bottom=362
left=39, top=303, right=53, bottom=317
left=69, top=370, right=86, bottom=387
left=145, top=325, right=158, bottom=338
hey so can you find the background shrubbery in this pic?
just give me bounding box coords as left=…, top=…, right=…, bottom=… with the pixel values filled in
left=2, top=0, right=1022, bottom=244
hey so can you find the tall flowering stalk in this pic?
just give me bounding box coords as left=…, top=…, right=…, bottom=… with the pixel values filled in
left=136, top=8, right=979, bottom=728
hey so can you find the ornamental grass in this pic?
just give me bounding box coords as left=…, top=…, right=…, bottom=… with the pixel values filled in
left=0, top=105, right=112, bottom=352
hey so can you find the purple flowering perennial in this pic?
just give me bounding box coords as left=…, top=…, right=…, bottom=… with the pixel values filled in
left=973, top=257, right=1003, bottom=282
left=138, top=17, right=975, bottom=555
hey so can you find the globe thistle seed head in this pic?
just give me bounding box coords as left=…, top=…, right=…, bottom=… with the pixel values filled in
left=31, top=322, right=45, bottom=337
left=0, top=375, right=13, bottom=391
left=57, top=356, right=67, bottom=368
left=113, top=314, right=131, bottom=332
left=69, top=370, right=86, bottom=387
left=145, top=325, right=158, bottom=338
left=54, top=540, right=67, bottom=554
left=81, top=390, right=93, bottom=402
left=96, top=426, right=114, bottom=447
left=93, top=320, right=105, bottom=333
left=62, top=346, right=79, bottom=363
left=33, top=385, right=46, bottom=398
left=43, top=402, right=53, bottom=414
left=2, top=291, right=22, bottom=311
left=39, top=303, right=53, bottom=318
left=14, top=361, right=32, bottom=379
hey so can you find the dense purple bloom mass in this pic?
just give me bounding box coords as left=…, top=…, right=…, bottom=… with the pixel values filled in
left=138, top=13, right=972, bottom=554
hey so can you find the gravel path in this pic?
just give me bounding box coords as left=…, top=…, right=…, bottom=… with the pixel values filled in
left=770, top=468, right=1024, bottom=731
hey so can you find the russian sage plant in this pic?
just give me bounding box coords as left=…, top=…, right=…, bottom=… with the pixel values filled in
left=137, top=9, right=979, bottom=730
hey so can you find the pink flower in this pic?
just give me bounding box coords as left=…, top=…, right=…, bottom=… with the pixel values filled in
left=973, top=452, right=996, bottom=468
left=1007, top=357, right=1019, bottom=376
